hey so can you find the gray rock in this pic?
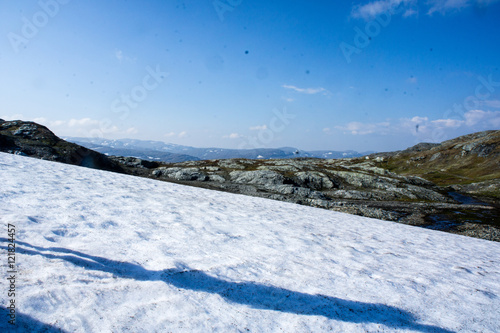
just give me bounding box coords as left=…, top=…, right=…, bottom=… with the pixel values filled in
left=229, top=170, right=285, bottom=186
left=153, top=167, right=208, bottom=181
left=326, top=189, right=380, bottom=200
left=429, top=152, right=441, bottom=161
left=294, top=171, right=336, bottom=190
left=327, top=170, right=398, bottom=189
left=203, top=166, right=221, bottom=172
left=451, top=179, right=500, bottom=196
left=257, top=165, right=300, bottom=172
left=7, top=150, right=28, bottom=156
left=12, top=123, right=38, bottom=137
left=112, top=156, right=158, bottom=169
left=208, top=174, right=226, bottom=182
left=218, top=159, right=246, bottom=170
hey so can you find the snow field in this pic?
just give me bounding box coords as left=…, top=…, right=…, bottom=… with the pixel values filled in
left=0, top=152, right=499, bottom=332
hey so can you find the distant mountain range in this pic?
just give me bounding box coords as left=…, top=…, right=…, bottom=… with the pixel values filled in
left=64, top=137, right=373, bottom=162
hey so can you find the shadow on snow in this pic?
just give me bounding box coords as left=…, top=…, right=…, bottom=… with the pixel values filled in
left=0, top=305, right=66, bottom=333
left=3, top=239, right=454, bottom=333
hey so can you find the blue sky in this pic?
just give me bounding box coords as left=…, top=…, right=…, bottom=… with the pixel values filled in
left=1, top=0, right=499, bottom=151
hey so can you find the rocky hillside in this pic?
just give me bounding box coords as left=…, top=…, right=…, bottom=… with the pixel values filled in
left=0, top=119, right=124, bottom=173
left=368, top=130, right=500, bottom=200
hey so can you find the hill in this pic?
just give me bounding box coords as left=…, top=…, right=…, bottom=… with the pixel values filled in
left=368, top=130, right=500, bottom=200
left=0, top=119, right=124, bottom=173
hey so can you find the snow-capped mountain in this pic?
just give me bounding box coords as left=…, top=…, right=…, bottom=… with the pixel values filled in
left=1, top=152, right=499, bottom=332
left=65, top=137, right=370, bottom=161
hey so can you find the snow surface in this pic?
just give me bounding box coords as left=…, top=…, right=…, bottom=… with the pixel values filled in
left=1, top=152, right=499, bottom=332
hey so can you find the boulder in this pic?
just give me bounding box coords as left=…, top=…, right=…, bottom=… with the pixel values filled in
left=112, top=156, right=159, bottom=169
left=327, top=170, right=397, bottom=189
left=294, top=171, right=336, bottom=190
left=152, top=167, right=208, bottom=181
left=229, top=170, right=285, bottom=186
left=208, top=174, right=226, bottom=182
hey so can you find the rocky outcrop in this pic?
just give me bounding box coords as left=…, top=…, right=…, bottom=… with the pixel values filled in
left=0, top=120, right=124, bottom=173
left=369, top=130, right=500, bottom=187
left=229, top=170, right=285, bottom=186
left=152, top=167, right=208, bottom=181
left=294, top=171, right=337, bottom=190
left=109, top=156, right=159, bottom=169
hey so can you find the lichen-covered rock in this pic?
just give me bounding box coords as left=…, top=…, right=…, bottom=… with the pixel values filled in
left=153, top=167, right=208, bottom=181
left=202, top=166, right=221, bottom=172
left=208, top=174, right=226, bottom=182
left=257, top=165, right=300, bottom=172
left=111, top=156, right=158, bottom=169
left=429, top=152, right=441, bottom=161
left=327, top=170, right=398, bottom=189
left=294, top=171, right=336, bottom=190
left=218, top=159, right=246, bottom=170
left=229, top=170, right=285, bottom=186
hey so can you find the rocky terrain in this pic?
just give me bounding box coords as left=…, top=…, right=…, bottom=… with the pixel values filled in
left=369, top=130, right=500, bottom=199
left=0, top=119, right=124, bottom=173
left=110, top=154, right=497, bottom=241
left=1, top=119, right=498, bottom=241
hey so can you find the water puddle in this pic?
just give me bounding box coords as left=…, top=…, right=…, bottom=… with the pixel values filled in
left=447, top=191, right=489, bottom=206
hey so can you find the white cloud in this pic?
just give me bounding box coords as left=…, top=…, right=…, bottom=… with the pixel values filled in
left=427, top=0, right=470, bottom=14
left=403, top=8, right=419, bottom=16
left=464, top=109, right=500, bottom=127
left=335, top=109, right=500, bottom=139
left=249, top=125, right=267, bottom=131
left=336, top=121, right=391, bottom=135
left=1, top=113, right=27, bottom=121
left=223, top=133, right=242, bottom=139
left=427, top=0, right=500, bottom=15
left=351, top=0, right=415, bottom=20
left=432, top=118, right=463, bottom=128
left=125, top=127, right=138, bottom=135
left=178, top=131, right=187, bottom=138
left=282, top=85, right=327, bottom=95
left=68, top=118, right=100, bottom=127
left=164, top=132, right=176, bottom=137
left=351, top=0, right=498, bottom=20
